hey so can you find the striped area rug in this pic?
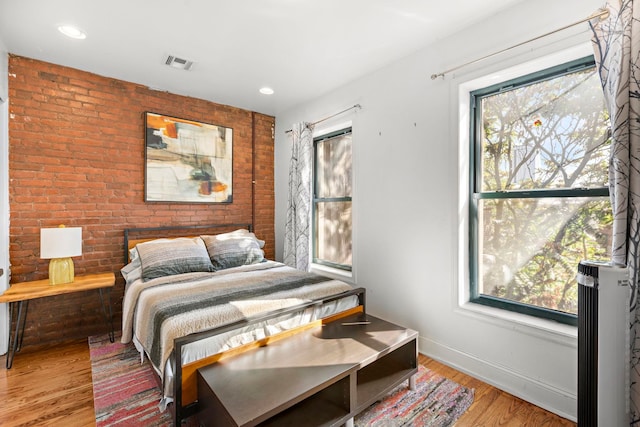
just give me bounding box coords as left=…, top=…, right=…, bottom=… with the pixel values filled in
left=90, top=333, right=474, bottom=426
left=89, top=333, right=172, bottom=426
left=354, top=366, right=475, bottom=427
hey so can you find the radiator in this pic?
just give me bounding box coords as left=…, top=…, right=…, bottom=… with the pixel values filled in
left=577, top=260, right=630, bottom=426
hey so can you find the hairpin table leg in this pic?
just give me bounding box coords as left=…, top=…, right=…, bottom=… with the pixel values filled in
left=6, top=300, right=28, bottom=369
left=98, top=288, right=114, bottom=343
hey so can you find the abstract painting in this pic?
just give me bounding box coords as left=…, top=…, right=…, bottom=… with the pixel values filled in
left=144, top=112, right=233, bottom=203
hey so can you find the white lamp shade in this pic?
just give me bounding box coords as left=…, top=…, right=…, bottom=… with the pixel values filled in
left=40, top=227, right=82, bottom=259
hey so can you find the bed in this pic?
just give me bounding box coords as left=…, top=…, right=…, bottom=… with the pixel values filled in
left=120, top=224, right=366, bottom=424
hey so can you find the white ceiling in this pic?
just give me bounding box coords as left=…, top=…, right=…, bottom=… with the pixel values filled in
left=0, top=0, right=524, bottom=116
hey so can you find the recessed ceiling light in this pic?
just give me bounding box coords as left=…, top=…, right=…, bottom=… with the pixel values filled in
left=58, top=25, right=87, bottom=40
left=259, top=87, right=274, bottom=95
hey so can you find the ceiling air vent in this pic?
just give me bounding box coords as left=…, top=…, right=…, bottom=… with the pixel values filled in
left=164, top=55, right=194, bottom=71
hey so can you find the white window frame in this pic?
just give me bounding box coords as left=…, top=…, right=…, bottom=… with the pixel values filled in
left=456, top=43, right=598, bottom=336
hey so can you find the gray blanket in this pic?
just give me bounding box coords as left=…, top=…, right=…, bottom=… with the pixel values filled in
left=121, top=261, right=353, bottom=375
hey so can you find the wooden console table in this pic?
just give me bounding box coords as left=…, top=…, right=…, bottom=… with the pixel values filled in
left=0, top=272, right=115, bottom=368
left=196, top=312, right=418, bottom=427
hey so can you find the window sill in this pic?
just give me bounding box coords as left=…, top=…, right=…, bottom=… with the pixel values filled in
left=457, top=301, right=577, bottom=345
left=310, top=263, right=354, bottom=284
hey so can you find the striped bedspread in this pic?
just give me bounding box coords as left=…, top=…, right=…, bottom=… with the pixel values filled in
left=121, top=261, right=353, bottom=376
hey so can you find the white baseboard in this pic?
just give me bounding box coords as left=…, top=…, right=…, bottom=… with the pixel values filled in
left=419, top=336, right=577, bottom=422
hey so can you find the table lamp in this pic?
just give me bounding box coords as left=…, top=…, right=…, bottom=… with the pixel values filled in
left=40, top=225, right=82, bottom=285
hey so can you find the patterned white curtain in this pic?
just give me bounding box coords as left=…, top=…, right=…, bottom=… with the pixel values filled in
left=283, top=122, right=314, bottom=271
left=591, top=0, right=640, bottom=421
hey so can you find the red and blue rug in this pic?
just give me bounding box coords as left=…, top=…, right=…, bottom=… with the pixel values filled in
left=353, top=366, right=475, bottom=426
left=89, top=333, right=474, bottom=426
left=90, top=333, right=171, bottom=426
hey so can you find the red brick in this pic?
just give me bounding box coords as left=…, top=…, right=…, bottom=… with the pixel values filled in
left=8, top=55, right=275, bottom=349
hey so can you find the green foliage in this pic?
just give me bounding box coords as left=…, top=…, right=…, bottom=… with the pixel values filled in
left=477, top=67, right=612, bottom=315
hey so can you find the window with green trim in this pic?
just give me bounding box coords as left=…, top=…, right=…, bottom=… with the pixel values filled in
left=469, top=56, right=611, bottom=325
left=313, top=128, right=352, bottom=271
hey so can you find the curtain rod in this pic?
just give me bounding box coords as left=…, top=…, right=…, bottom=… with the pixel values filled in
left=285, top=104, right=362, bottom=134
left=430, top=8, right=610, bottom=80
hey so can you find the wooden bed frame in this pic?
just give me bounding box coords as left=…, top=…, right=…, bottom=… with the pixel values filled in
left=123, top=224, right=367, bottom=425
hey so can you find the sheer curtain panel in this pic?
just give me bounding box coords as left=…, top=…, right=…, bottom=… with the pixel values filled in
left=283, top=122, right=314, bottom=271
left=591, top=0, right=640, bottom=421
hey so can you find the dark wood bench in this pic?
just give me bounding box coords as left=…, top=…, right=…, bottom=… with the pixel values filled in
left=196, top=312, right=418, bottom=426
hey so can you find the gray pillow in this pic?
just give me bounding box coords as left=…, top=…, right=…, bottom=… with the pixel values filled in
left=202, top=230, right=264, bottom=270
left=136, top=237, right=215, bottom=281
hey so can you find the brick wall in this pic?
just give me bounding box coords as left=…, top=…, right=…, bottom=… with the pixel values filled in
left=7, top=55, right=275, bottom=348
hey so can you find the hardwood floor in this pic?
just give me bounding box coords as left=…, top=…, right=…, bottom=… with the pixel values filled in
left=420, top=355, right=576, bottom=426
left=0, top=341, right=576, bottom=426
left=0, top=340, right=95, bottom=426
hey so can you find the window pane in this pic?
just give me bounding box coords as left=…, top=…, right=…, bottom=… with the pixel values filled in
left=317, top=133, right=352, bottom=198
left=478, top=197, right=612, bottom=314
left=315, top=201, right=352, bottom=266
left=479, top=67, right=610, bottom=192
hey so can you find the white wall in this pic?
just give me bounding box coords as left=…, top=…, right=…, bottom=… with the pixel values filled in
left=274, top=0, right=604, bottom=420
left=0, top=36, right=9, bottom=355
left=0, top=38, right=6, bottom=102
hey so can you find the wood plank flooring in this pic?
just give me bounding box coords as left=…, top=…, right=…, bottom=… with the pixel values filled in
left=0, top=341, right=576, bottom=426
left=0, top=340, right=95, bottom=426
left=420, top=355, right=576, bottom=426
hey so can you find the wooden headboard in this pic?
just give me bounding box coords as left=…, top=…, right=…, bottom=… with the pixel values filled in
left=123, top=223, right=253, bottom=263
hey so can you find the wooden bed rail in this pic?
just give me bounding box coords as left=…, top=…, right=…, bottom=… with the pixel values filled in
left=173, top=286, right=367, bottom=424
